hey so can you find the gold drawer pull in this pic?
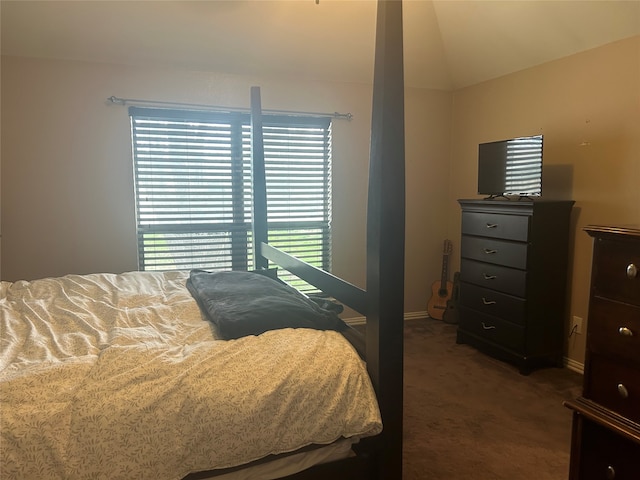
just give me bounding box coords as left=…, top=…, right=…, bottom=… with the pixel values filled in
left=483, top=248, right=498, bottom=254
left=486, top=223, right=498, bottom=229
left=483, top=274, right=497, bottom=280
left=627, top=263, right=638, bottom=279
left=606, top=465, right=616, bottom=480
left=618, top=327, right=634, bottom=337
left=617, top=383, right=629, bottom=399
left=481, top=322, right=496, bottom=330
left=482, top=297, right=497, bottom=305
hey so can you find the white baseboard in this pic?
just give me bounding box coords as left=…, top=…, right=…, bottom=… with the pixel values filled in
left=344, top=316, right=366, bottom=326
left=345, top=311, right=428, bottom=326
left=406, top=311, right=428, bottom=321
left=564, top=357, right=584, bottom=375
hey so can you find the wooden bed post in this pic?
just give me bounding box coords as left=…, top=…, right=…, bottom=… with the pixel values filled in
left=247, top=2, right=405, bottom=478
left=250, top=86, right=269, bottom=271
left=366, top=1, right=405, bottom=479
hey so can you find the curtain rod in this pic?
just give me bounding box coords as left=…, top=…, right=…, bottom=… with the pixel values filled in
left=106, top=96, right=353, bottom=121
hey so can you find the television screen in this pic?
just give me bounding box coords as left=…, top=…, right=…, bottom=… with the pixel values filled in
left=477, top=135, right=543, bottom=198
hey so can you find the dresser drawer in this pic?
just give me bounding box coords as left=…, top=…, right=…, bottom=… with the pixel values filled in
left=585, top=355, right=640, bottom=424
left=592, top=237, right=640, bottom=307
left=461, top=211, right=529, bottom=241
left=588, top=297, right=640, bottom=364
left=574, top=416, right=640, bottom=480
left=459, top=307, right=524, bottom=352
left=459, top=259, right=526, bottom=297
left=459, top=282, right=526, bottom=326
left=461, top=236, right=528, bottom=269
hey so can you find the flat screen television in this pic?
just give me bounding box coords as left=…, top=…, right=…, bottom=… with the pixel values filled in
left=477, top=134, right=543, bottom=199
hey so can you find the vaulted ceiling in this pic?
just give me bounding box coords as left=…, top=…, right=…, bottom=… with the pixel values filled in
left=2, top=0, right=639, bottom=90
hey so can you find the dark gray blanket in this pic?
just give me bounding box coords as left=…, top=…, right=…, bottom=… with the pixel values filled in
left=186, top=269, right=347, bottom=340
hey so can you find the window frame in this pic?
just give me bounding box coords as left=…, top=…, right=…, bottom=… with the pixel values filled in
left=129, top=106, right=333, bottom=290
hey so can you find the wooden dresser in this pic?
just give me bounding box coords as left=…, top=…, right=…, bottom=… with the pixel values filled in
left=456, top=199, right=574, bottom=374
left=565, top=225, right=640, bottom=480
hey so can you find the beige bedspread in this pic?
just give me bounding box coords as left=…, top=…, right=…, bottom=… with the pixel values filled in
left=0, top=271, right=381, bottom=480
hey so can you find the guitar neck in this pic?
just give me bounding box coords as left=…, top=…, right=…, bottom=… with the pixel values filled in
left=440, top=254, right=449, bottom=288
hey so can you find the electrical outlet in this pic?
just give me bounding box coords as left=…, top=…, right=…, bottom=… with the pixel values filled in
left=571, top=316, right=583, bottom=335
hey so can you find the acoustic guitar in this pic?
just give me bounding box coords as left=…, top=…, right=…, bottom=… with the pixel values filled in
left=427, top=239, right=453, bottom=320
left=442, top=271, right=460, bottom=324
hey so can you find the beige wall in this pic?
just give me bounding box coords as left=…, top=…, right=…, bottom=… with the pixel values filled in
left=448, top=36, right=640, bottom=365
left=3, top=36, right=637, bottom=366
left=0, top=56, right=452, bottom=317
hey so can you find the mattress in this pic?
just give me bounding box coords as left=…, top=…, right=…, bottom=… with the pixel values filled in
left=0, top=271, right=381, bottom=480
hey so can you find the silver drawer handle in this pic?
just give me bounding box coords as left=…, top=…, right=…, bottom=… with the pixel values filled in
left=483, top=274, right=497, bottom=280
left=481, top=322, right=496, bottom=330
left=483, top=249, right=498, bottom=254
left=617, top=383, right=629, bottom=399
left=486, top=223, right=498, bottom=229
left=627, top=263, right=638, bottom=279
left=619, top=327, right=634, bottom=337
left=482, top=297, right=497, bottom=305
left=606, top=465, right=616, bottom=480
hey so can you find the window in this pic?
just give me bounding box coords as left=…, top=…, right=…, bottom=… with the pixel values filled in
left=129, top=107, right=332, bottom=292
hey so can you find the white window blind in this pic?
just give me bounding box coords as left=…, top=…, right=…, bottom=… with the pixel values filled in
left=130, top=107, right=332, bottom=291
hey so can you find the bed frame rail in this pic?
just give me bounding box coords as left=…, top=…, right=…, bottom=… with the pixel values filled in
left=260, top=242, right=368, bottom=315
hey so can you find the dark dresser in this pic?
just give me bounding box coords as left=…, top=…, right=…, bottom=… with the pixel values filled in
left=565, top=225, right=640, bottom=480
left=456, top=199, right=574, bottom=374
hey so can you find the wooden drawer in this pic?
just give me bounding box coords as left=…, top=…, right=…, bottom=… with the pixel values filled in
left=458, top=307, right=524, bottom=352
left=461, top=236, right=528, bottom=269
left=461, top=211, right=529, bottom=241
left=585, top=355, right=640, bottom=424
left=588, top=297, right=640, bottom=364
left=459, top=259, right=526, bottom=297
left=592, top=237, right=640, bottom=307
left=459, top=282, right=527, bottom=326
left=573, top=416, right=640, bottom=480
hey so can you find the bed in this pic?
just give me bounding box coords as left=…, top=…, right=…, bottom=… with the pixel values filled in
left=0, top=1, right=405, bottom=479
